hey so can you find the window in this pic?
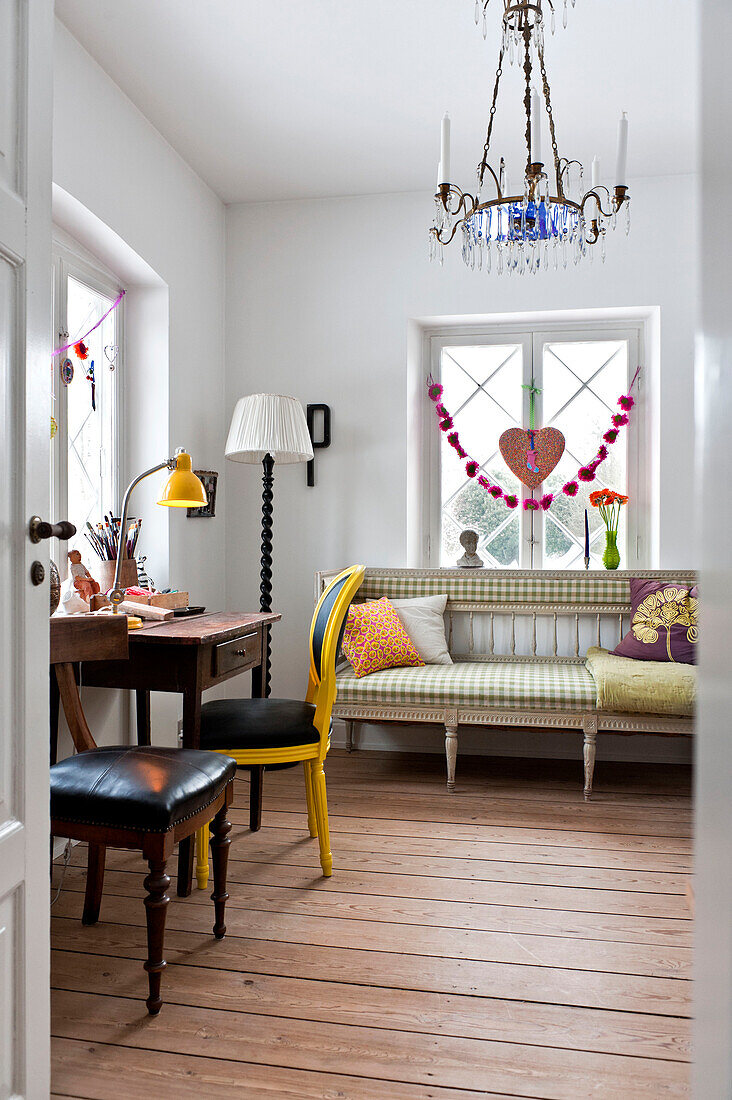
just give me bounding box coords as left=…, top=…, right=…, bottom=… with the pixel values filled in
left=51, top=250, right=124, bottom=570
left=428, top=321, right=644, bottom=569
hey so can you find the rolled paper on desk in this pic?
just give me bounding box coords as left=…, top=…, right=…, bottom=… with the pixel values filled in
left=584, top=509, right=590, bottom=560
left=118, top=600, right=174, bottom=621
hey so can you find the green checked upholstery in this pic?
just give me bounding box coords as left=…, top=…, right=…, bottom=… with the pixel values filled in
left=356, top=571, right=640, bottom=605
left=335, top=661, right=596, bottom=712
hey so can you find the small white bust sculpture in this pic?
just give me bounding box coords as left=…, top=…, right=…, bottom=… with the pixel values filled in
left=456, top=529, right=484, bottom=568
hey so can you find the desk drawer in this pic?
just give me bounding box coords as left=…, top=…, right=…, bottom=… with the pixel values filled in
left=213, top=631, right=261, bottom=676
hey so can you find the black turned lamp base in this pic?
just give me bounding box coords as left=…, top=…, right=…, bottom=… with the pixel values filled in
left=259, top=453, right=274, bottom=696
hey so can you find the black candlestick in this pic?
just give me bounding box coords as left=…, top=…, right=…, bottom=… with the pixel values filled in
left=259, top=453, right=274, bottom=695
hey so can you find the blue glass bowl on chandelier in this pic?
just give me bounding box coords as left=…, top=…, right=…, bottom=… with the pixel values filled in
left=460, top=197, right=585, bottom=274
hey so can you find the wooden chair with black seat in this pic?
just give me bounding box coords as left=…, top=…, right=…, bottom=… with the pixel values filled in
left=50, top=615, right=237, bottom=1015
left=194, top=564, right=365, bottom=882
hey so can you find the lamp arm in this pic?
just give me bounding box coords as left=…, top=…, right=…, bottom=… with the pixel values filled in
left=110, top=458, right=175, bottom=612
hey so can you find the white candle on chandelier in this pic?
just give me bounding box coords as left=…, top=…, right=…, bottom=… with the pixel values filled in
left=440, top=113, right=451, bottom=184
left=531, top=87, right=542, bottom=163
left=615, top=111, right=629, bottom=187
left=591, top=156, right=601, bottom=189
left=436, top=162, right=443, bottom=191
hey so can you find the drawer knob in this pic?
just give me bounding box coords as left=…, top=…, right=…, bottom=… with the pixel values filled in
left=234, top=648, right=245, bottom=656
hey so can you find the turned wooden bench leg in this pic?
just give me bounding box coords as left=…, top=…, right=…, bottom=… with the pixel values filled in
left=445, top=722, right=458, bottom=792
left=143, top=856, right=170, bottom=1016
left=82, top=843, right=106, bottom=925
left=345, top=720, right=354, bottom=753
left=583, top=716, right=598, bottom=801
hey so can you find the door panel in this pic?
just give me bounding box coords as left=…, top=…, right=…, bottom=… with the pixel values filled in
left=0, top=1, right=54, bottom=1096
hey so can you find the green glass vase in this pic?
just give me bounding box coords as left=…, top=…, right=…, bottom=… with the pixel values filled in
left=602, top=530, right=621, bottom=570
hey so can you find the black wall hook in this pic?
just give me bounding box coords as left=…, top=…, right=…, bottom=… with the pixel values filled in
left=306, top=404, right=331, bottom=486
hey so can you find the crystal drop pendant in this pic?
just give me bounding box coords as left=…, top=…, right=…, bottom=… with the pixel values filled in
left=625, top=201, right=631, bottom=236
left=509, top=35, right=515, bottom=64
left=563, top=0, right=568, bottom=28
left=474, top=0, right=480, bottom=25
left=601, top=232, right=606, bottom=263
left=551, top=7, right=556, bottom=33
left=482, top=11, right=487, bottom=38
left=486, top=242, right=492, bottom=273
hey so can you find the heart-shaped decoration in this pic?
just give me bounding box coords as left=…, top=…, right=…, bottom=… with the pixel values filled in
left=499, top=427, right=566, bottom=489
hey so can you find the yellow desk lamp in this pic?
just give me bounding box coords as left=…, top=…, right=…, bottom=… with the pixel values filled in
left=109, top=448, right=207, bottom=613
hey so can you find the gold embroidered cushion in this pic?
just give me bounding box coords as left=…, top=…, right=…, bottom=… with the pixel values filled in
left=342, top=597, right=425, bottom=678
left=613, top=580, right=698, bottom=664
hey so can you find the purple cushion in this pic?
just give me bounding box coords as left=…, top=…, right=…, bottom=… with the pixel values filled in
left=613, top=579, right=699, bottom=664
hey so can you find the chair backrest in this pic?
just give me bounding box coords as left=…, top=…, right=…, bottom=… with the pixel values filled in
left=307, top=564, right=364, bottom=747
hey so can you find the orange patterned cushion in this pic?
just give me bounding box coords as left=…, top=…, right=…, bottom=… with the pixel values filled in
left=342, top=597, right=425, bottom=678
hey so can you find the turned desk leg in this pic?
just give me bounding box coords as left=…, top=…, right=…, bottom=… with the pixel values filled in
left=345, top=720, right=354, bottom=753
left=177, top=680, right=202, bottom=896
left=136, top=690, right=151, bottom=746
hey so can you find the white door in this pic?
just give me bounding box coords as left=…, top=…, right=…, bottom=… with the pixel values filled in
left=0, top=2, right=54, bottom=1097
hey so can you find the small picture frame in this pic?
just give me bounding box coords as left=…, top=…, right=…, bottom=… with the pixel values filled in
left=187, top=470, right=218, bottom=518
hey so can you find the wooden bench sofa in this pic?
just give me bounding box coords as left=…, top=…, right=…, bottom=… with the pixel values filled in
left=315, top=567, right=696, bottom=798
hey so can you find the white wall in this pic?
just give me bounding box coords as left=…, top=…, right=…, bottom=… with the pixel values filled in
left=694, top=0, right=732, bottom=1092
left=225, top=175, right=697, bottom=760
left=53, top=21, right=226, bottom=747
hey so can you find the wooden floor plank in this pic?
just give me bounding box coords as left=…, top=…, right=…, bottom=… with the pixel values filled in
left=238, top=793, right=694, bottom=836
left=65, top=853, right=691, bottom=918
left=51, top=949, right=691, bottom=1062
left=255, top=810, right=694, bottom=854
left=51, top=918, right=691, bottom=1016
left=52, top=990, right=689, bottom=1099
left=56, top=865, right=692, bottom=946
left=51, top=1037, right=502, bottom=1100
left=67, top=829, right=693, bottom=879
left=50, top=888, right=692, bottom=978
left=52, top=751, right=691, bottom=1098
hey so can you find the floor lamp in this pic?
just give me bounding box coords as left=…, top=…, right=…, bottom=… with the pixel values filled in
left=225, top=394, right=313, bottom=695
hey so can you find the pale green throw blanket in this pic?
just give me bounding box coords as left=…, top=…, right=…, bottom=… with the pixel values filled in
left=585, top=646, right=696, bottom=717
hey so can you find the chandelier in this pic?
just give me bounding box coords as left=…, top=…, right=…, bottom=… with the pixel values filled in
left=429, top=0, right=630, bottom=275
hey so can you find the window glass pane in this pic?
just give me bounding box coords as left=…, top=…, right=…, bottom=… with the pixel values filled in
left=440, top=344, right=522, bottom=567
left=65, top=275, right=118, bottom=554
left=542, top=339, right=628, bottom=567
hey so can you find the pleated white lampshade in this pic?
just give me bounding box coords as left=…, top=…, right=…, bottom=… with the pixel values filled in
left=225, top=393, right=313, bottom=465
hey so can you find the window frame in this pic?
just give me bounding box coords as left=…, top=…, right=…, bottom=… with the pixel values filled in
left=425, top=316, right=647, bottom=570
left=51, top=244, right=125, bottom=577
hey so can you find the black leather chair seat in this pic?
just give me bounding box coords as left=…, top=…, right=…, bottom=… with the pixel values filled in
left=50, top=746, right=237, bottom=832
left=199, top=698, right=319, bottom=751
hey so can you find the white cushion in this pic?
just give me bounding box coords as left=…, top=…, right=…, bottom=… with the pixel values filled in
left=390, top=594, right=452, bottom=665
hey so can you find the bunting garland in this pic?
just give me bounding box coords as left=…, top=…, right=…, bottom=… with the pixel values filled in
left=427, top=366, right=639, bottom=513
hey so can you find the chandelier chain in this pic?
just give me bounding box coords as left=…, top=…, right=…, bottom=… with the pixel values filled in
left=537, top=44, right=562, bottom=194
left=522, top=23, right=534, bottom=170
left=478, top=45, right=505, bottom=188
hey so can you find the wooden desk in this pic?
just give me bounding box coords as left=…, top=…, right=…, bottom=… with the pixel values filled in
left=69, top=611, right=280, bottom=895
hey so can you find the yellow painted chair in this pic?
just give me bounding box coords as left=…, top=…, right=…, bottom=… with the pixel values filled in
left=194, top=564, right=364, bottom=886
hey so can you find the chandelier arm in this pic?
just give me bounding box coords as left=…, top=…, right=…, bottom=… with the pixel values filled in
left=478, top=44, right=506, bottom=188
left=537, top=43, right=563, bottom=196
left=580, top=187, right=617, bottom=220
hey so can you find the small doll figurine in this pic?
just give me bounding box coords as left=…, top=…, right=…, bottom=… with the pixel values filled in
left=67, top=549, right=100, bottom=603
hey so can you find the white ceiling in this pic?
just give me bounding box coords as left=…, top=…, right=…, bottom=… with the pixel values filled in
left=55, top=0, right=698, bottom=205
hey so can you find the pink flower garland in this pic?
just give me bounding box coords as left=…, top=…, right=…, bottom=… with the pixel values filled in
left=427, top=379, right=637, bottom=513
